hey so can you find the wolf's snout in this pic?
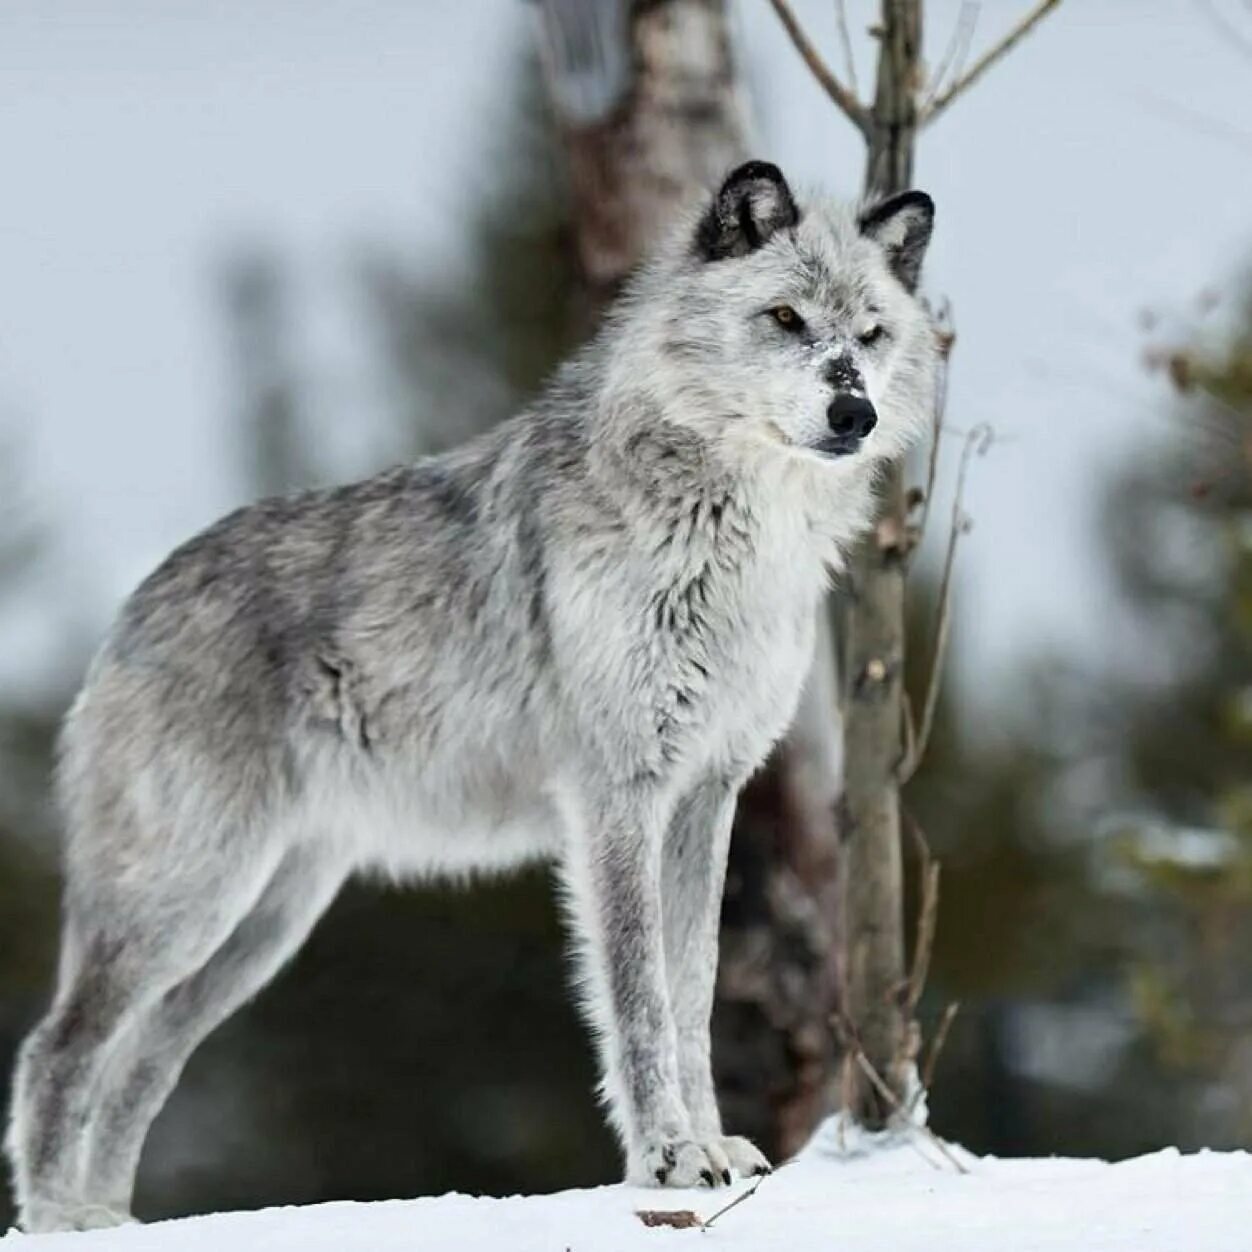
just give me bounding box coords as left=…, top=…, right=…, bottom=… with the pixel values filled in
left=826, top=395, right=877, bottom=439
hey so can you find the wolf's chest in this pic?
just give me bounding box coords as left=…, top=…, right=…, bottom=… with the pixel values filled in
left=645, top=543, right=821, bottom=772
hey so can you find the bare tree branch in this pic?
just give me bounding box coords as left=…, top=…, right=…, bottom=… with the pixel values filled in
left=921, top=0, right=1063, bottom=126
left=900, top=687, right=917, bottom=780
left=834, top=0, right=860, bottom=97
left=903, top=812, right=941, bottom=1018
left=767, top=0, right=870, bottom=135
left=916, top=305, right=955, bottom=546
left=850, top=1051, right=970, bottom=1174
left=946, top=4, right=980, bottom=98
left=899, top=423, right=994, bottom=784
left=700, top=1161, right=786, bottom=1229
left=922, top=1001, right=961, bottom=1092
left=1133, top=90, right=1252, bottom=154
left=1198, top=0, right=1252, bottom=60
left=923, top=2, right=979, bottom=109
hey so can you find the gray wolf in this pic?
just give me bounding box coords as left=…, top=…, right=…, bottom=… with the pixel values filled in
left=6, top=161, right=937, bottom=1232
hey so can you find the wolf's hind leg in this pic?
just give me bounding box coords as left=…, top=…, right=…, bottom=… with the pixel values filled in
left=6, top=946, right=141, bottom=1234
left=78, top=845, right=346, bottom=1220
left=5, top=834, right=287, bottom=1233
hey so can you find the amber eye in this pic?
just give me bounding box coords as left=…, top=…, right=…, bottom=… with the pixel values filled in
left=859, top=323, right=885, bottom=346
left=771, top=305, right=800, bottom=329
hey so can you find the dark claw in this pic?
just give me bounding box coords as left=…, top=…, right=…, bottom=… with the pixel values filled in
left=655, top=1166, right=669, bottom=1183
left=751, top=1163, right=773, bottom=1176
left=700, top=1169, right=716, bottom=1187
left=722, top=1169, right=732, bottom=1185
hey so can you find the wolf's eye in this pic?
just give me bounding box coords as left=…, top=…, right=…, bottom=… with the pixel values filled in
left=858, top=323, right=885, bottom=346
left=771, top=305, right=802, bottom=330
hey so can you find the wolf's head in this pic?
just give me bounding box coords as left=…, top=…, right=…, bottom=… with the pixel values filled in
left=620, top=161, right=938, bottom=469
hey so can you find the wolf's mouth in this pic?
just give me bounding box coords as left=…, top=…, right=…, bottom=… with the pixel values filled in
left=812, top=434, right=866, bottom=458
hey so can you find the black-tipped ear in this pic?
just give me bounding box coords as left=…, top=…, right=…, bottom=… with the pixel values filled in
left=695, top=161, right=800, bottom=262
left=859, top=191, right=934, bottom=292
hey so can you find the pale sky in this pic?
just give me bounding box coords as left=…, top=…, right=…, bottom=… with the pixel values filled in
left=2, top=1, right=1251, bottom=711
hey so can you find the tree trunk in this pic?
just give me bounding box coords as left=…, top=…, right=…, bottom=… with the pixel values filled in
left=839, top=0, right=923, bottom=1128
left=536, top=0, right=747, bottom=304
left=537, top=0, right=845, bottom=1160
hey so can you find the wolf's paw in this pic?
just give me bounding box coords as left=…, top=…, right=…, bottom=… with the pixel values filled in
left=717, top=1134, right=773, bottom=1178
left=633, top=1137, right=733, bottom=1188
left=21, top=1199, right=134, bottom=1234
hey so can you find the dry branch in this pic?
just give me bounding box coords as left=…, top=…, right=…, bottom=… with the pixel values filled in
left=922, top=1000, right=961, bottom=1092
left=1198, top=0, right=1252, bottom=61
left=767, top=0, right=870, bottom=135
left=905, top=849, right=940, bottom=1016
left=921, top=0, right=1062, bottom=125
left=916, top=305, right=956, bottom=547
left=924, top=2, right=979, bottom=109
left=834, top=0, right=860, bottom=96
left=700, top=1165, right=778, bottom=1230
left=898, top=422, right=994, bottom=784
left=900, top=688, right=918, bottom=780
left=850, top=1049, right=970, bottom=1174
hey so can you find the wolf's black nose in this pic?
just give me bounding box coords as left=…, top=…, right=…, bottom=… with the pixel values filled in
left=827, top=395, right=877, bottom=439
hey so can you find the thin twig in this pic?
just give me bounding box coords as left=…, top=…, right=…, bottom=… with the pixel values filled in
left=1131, top=89, right=1252, bottom=154
left=900, top=688, right=917, bottom=779
left=905, top=847, right=940, bottom=1016
left=1198, top=0, right=1252, bottom=61
left=851, top=1051, right=970, bottom=1174
left=921, top=0, right=1063, bottom=126
left=700, top=1162, right=784, bottom=1230
left=922, top=1001, right=961, bottom=1092
left=766, top=0, right=870, bottom=135
left=834, top=1008, right=953, bottom=1170
left=898, top=1125, right=949, bottom=1172
left=902, top=801, right=931, bottom=864
left=899, top=809, right=945, bottom=1110
left=945, top=4, right=980, bottom=102
left=899, top=423, right=994, bottom=784
left=916, top=304, right=955, bottom=546
left=905, top=451, right=967, bottom=776
left=838, top=1041, right=854, bottom=1153
left=923, top=2, right=979, bottom=109
left=834, top=0, right=859, bottom=96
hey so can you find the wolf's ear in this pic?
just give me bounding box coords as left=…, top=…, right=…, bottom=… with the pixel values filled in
left=859, top=191, right=934, bottom=292
left=695, top=161, right=800, bottom=262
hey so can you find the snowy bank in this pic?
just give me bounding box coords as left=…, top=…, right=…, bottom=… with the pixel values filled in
left=5, top=1129, right=1250, bottom=1251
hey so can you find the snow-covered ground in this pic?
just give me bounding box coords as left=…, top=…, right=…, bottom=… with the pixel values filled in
left=5, top=1123, right=1249, bottom=1250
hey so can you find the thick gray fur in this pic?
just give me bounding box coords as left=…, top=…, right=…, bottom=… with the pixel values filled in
left=6, top=162, right=938, bottom=1232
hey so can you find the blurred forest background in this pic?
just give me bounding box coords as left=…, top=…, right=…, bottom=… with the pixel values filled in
left=2, top=0, right=1252, bottom=1226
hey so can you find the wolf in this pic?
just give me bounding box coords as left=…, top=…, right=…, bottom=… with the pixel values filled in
left=6, top=161, right=937, bottom=1232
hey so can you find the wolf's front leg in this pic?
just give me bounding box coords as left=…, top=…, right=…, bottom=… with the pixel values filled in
left=662, top=775, right=772, bottom=1180
left=562, top=783, right=731, bottom=1187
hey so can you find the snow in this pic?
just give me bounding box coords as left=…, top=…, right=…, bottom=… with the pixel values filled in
left=5, top=1126, right=1250, bottom=1251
